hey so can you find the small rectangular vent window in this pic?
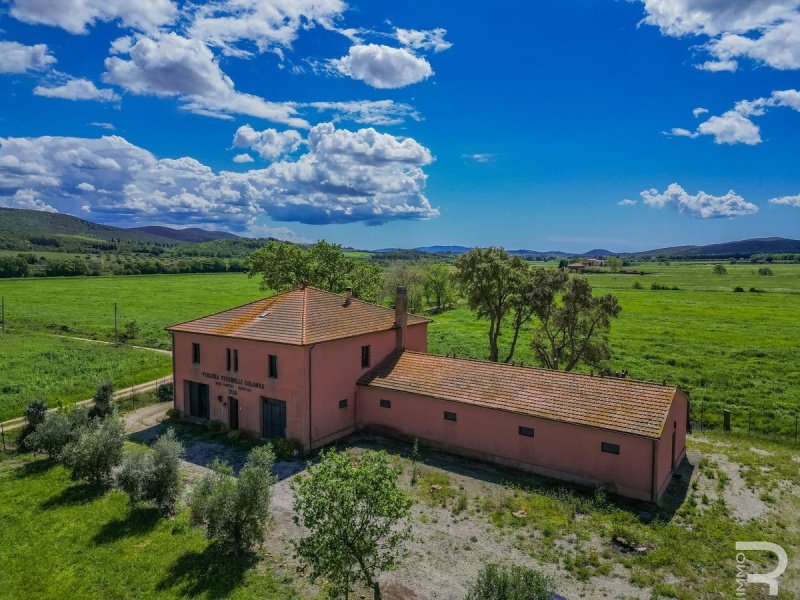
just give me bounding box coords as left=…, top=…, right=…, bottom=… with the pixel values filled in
left=444, top=411, right=457, bottom=422
left=380, top=399, right=391, bottom=409
left=601, top=442, right=620, bottom=455
left=339, top=399, right=348, bottom=409
left=518, top=426, right=534, bottom=437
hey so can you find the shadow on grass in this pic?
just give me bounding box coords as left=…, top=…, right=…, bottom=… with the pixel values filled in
left=40, top=481, right=107, bottom=509
left=157, top=543, right=256, bottom=599
left=92, top=506, right=162, bottom=544
left=13, top=456, right=58, bottom=479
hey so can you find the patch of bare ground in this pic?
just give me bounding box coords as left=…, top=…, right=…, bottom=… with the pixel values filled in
left=691, top=452, right=768, bottom=522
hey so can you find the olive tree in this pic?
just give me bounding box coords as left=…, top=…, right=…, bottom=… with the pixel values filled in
left=117, top=429, right=184, bottom=513
left=27, top=411, right=72, bottom=459
left=292, top=449, right=412, bottom=600
left=18, top=401, right=48, bottom=451
left=91, top=380, right=114, bottom=418
left=62, top=416, right=125, bottom=485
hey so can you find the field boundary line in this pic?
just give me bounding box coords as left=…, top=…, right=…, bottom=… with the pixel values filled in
left=49, top=334, right=171, bottom=355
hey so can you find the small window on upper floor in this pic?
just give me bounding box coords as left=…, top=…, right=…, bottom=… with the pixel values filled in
left=444, top=411, right=457, bottom=422
left=518, top=426, right=534, bottom=437
left=380, top=398, right=391, bottom=409
left=601, top=442, right=620, bottom=455
left=192, top=343, right=200, bottom=364
left=361, top=345, right=371, bottom=368
left=339, top=398, right=348, bottom=409
left=269, top=354, right=278, bottom=379
left=227, top=348, right=239, bottom=372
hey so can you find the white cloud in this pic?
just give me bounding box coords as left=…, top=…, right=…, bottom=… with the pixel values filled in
left=232, top=126, right=303, bottom=160
left=233, top=153, right=254, bottom=163
left=692, top=107, right=709, bottom=117
left=768, top=194, right=800, bottom=207
left=697, top=110, right=762, bottom=144
left=772, top=88, right=800, bottom=109
left=637, top=1, right=800, bottom=71
left=331, top=44, right=433, bottom=89
left=303, top=100, right=421, bottom=126
left=103, top=33, right=308, bottom=126
left=395, top=28, right=452, bottom=53
left=0, top=188, right=58, bottom=212
left=90, top=122, right=116, bottom=130
left=0, top=126, right=437, bottom=228
left=245, top=223, right=309, bottom=243
left=618, top=199, right=638, bottom=206
left=188, top=0, right=346, bottom=57
left=9, top=0, right=178, bottom=35
left=0, top=40, right=56, bottom=73
left=34, top=77, right=120, bottom=102
left=663, top=127, right=699, bottom=138
left=640, top=183, right=758, bottom=218
left=462, top=153, right=495, bottom=163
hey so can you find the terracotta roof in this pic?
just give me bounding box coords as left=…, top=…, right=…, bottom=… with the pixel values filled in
left=167, top=286, right=430, bottom=345
left=358, top=351, right=677, bottom=439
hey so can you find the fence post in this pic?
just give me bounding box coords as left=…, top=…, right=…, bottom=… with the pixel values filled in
left=1, top=420, right=6, bottom=453
left=723, top=409, right=731, bottom=432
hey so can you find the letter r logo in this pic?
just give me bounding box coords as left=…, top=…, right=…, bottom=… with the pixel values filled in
left=735, top=542, right=788, bottom=596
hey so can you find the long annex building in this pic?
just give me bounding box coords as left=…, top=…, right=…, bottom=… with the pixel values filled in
left=168, top=286, right=687, bottom=502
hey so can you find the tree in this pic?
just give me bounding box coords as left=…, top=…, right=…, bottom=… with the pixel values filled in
left=310, top=240, right=352, bottom=292
left=246, top=240, right=314, bottom=291
left=18, top=401, right=48, bottom=451
left=91, top=380, right=114, bottom=418
left=156, top=382, right=174, bottom=403
left=529, top=270, right=621, bottom=371
left=464, top=563, right=553, bottom=600
left=62, top=416, right=125, bottom=485
left=384, top=262, right=425, bottom=313
left=607, top=256, right=623, bottom=272
left=422, top=263, right=455, bottom=311
left=712, top=264, right=727, bottom=275
left=453, top=247, right=530, bottom=362
left=189, top=445, right=276, bottom=555
left=27, top=411, right=72, bottom=459
left=117, top=429, right=184, bottom=513
left=293, top=450, right=411, bottom=600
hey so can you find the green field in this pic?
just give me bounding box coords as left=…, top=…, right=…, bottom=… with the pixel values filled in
left=1, top=263, right=799, bottom=435
left=0, top=333, right=172, bottom=421
left=0, top=457, right=296, bottom=600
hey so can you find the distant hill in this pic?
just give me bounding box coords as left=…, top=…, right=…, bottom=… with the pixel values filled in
left=127, top=225, right=239, bottom=243
left=413, top=245, right=472, bottom=254
left=582, top=248, right=614, bottom=256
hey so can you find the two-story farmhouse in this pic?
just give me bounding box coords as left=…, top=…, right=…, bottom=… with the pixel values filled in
left=168, top=286, right=687, bottom=502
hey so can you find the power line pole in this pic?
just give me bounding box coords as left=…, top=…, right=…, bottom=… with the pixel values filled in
left=114, top=302, right=118, bottom=344
left=1, top=295, right=4, bottom=333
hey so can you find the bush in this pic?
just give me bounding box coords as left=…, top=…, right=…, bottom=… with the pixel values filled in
left=189, top=445, right=276, bottom=555
left=156, top=382, right=174, bottom=404
left=118, top=429, right=184, bottom=513
left=631, top=280, right=643, bottom=289
left=749, top=287, right=766, bottom=293
left=62, top=416, right=125, bottom=485
left=270, top=437, right=303, bottom=459
left=27, top=411, right=72, bottom=459
left=733, top=286, right=745, bottom=293
left=205, top=419, right=224, bottom=433
left=18, top=401, right=48, bottom=451
left=712, top=264, right=727, bottom=275
left=464, top=563, right=554, bottom=600
left=758, top=267, right=773, bottom=276
left=165, top=407, right=180, bottom=420
left=91, top=380, right=115, bottom=418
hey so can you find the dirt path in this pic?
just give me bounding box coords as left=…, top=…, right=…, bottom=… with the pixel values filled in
left=50, top=334, right=172, bottom=355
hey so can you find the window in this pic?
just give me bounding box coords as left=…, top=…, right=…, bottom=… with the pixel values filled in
left=518, top=426, right=534, bottom=437
left=444, top=411, right=457, bottom=422
left=192, top=343, right=200, bottom=364
left=601, top=442, right=620, bottom=455
left=268, top=354, right=278, bottom=379
left=339, top=398, right=348, bottom=409
left=361, top=345, right=371, bottom=368
left=226, top=348, right=238, bottom=372
left=380, top=398, right=391, bottom=409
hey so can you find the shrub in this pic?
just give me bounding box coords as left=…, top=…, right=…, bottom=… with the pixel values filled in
left=122, top=320, right=140, bottom=341
left=27, top=411, right=72, bottom=459
left=18, top=401, right=48, bottom=451
left=165, top=407, right=180, bottom=420
left=733, top=286, right=745, bottom=293
left=156, top=382, right=174, bottom=404
left=270, top=437, right=303, bottom=459
left=205, top=419, right=224, bottom=433
left=189, top=445, right=276, bottom=555
left=464, top=563, right=554, bottom=600
left=631, top=280, right=643, bottom=289
left=758, top=267, right=773, bottom=276
left=62, top=416, right=125, bottom=485
left=749, top=287, right=765, bottom=293
left=118, top=429, right=184, bottom=513
left=712, top=264, right=727, bottom=275
left=91, top=380, right=115, bottom=419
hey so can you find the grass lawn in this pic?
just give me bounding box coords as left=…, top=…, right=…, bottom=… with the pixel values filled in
left=0, top=333, right=172, bottom=421
left=0, top=456, right=297, bottom=600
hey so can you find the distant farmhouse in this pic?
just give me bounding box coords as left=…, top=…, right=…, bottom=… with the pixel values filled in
left=168, top=287, right=687, bottom=502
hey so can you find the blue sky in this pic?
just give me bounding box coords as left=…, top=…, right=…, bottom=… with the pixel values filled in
left=0, top=0, right=799, bottom=252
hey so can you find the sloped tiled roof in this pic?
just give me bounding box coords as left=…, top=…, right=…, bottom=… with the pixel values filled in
left=167, top=286, right=430, bottom=345
left=358, top=351, right=677, bottom=439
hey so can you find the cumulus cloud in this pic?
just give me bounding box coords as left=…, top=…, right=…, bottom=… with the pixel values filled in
left=233, top=153, right=254, bottom=163
left=103, top=33, right=307, bottom=126
left=692, top=107, right=709, bottom=117
left=0, top=188, right=58, bottom=212
left=768, top=194, right=800, bottom=207
left=0, top=125, right=437, bottom=229
left=395, top=28, right=452, bottom=53
left=34, top=77, right=120, bottom=102
left=637, top=1, right=800, bottom=71
left=639, top=183, right=758, bottom=218
left=232, top=126, right=303, bottom=160
left=618, top=199, right=638, bottom=206
left=245, top=223, right=309, bottom=243
left=9, top=0, right=177, bottom=35
left=331, top=44, right=433, bottom=88
left=188, top=0, right=345, bottom=57
left=663, top=127, right=699, bottom=138
left=303, top=100, right=421, bottom=126
left=0, top=41, right=56, bottom=73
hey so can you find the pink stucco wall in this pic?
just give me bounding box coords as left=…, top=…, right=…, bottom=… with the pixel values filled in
left=356, top=385, right=667, bottom=501
left=655, top=389, right=688, bottom=498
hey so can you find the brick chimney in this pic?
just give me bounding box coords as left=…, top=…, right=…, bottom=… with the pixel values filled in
left=395, top=286, right=407, bottom=351
left=344, top=287, right=352, bottom=307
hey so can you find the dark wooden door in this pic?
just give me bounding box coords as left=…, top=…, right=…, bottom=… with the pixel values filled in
left=671, top=430, right=676, bottom=468
left=188, top=381, right=209, bottom=419
left=262, top=397, right=286, bottom=438
left=228, top=397, right=239, bottom=431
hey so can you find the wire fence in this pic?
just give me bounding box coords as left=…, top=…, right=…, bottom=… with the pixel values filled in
left=689, top=397, right=800, bottom=445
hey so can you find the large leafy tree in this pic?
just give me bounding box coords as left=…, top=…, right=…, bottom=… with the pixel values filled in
left=453, top=247, right=530, bottom=362
left=422, top=262, right=455, bottom=312
left=292, top=449, right=411, bottom=600
left=529, top=269, right=621, bottom=371
left=246, top=240, right=383, bottom=300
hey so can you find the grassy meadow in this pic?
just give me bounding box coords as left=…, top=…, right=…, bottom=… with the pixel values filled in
left=1, top=262, right=799, bottom=435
